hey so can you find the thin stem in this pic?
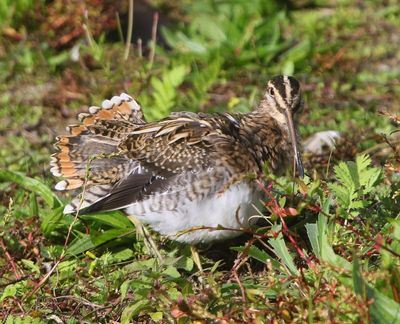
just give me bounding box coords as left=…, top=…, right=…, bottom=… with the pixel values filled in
left=115, top=12, right=124, bottom=43
left=148, top=12, right=159, bottom=69
left=82, top=10, right=94, bottom=48
left=123, top=0, right=134, bottom=61
left=137, top=38, right=143, bottom=58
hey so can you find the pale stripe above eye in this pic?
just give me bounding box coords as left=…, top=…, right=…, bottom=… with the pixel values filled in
left=283, top=75, right=291, bottom=103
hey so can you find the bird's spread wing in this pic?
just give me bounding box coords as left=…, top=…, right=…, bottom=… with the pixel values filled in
left=51, top=93, right=146, bottom=189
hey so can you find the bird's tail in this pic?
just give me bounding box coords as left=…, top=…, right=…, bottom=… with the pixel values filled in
left=50, top=93, right=145, bottom=213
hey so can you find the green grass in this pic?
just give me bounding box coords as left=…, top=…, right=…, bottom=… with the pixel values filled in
left=1, top=0, right=399, bottom=322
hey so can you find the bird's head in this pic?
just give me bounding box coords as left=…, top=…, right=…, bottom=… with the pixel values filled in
left=260, top=75, right=304, bottom=177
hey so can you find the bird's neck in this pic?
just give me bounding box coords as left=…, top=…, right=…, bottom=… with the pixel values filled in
left=238, top=110, right=295, bottom=174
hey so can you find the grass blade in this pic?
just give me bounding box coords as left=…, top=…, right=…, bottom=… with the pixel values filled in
left=0, top=170, right=62, bottom=208
left=268, top=228, right=299, bottom=276
left=353, top=256, right=400, bottom=323
left=231, top=245, right=281, bottom=269
left=80, top=211, right=134, bottom=229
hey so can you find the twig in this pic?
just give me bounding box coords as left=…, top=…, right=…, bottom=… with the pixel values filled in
left=229, top=237, right=258, bottom=302
left=0, top=275, right=29, bottom=288
left=25, top=259, right=61, bottom=299
left=361, top=138, right=400, bottom=155
left=52, top=295, right=103, bottom=309
left=232, top=263, right=246, bottom=302
left=123, top=0, right=134, bottom=61
left=336, top=218, right=400, bottom=259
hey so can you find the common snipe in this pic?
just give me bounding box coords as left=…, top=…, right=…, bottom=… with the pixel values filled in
left=51, top=75, right=304, bottom=244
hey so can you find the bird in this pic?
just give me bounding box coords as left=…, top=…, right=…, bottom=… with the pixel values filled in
left=50, top=75, right=304, bottom=245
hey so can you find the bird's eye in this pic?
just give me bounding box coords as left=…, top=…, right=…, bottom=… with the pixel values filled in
left=293, top=98, right=303, bottom=114
left=268, top=88, right=275, bottom=97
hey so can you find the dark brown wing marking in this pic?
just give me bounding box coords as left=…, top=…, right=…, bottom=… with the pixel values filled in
left=120, top=117, right=217, bottom=173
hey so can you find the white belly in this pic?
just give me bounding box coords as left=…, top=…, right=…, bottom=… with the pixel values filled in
left=125, top=182, right=263, bottom=244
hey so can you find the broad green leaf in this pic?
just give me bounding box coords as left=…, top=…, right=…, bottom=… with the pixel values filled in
left=282, top=60, right=294, bottom=75
left=162, top=266, right=181, bottom=279
left=268, top=227, right=299, bottom=275
left=282, top=38, right=311, bottom=64
left=121, top=300, right=150, bottom=324
left=369, top=288, right=400, bottom=324
left=353, top=256, right=400, bottom=323
left=164, top=65, right=187, bottom=88
left=334, top=162, right=354, bottom=189
left=329, top=183, right=350, bottom=206
left=66, top=234, right=95, bottom=256
left=161, top=29, right=207, bottom=53
left=80, top=211, right=134, bottom=229
left=20, top=259, right=40, bottom=275
left=305, top=223, right=320, bottom=258
left=363, top=168, right=381, bottom=194
left=4, top=315, right=45, bottom=324
left=40, top=206, right=64, bottom=236
left=231, top=245, right=281, bottom=269
left=356, top=154, right=371, bottom=174
left=124, top=258, right=157, bottom=272
left=167, top=287, right=181, bottom=300
left=149, top=312, right=163, bottom=321
left=175, top=255, right=194, bottom=272
left=90, top=228, right=134, bottom=246
left=317, top=212, right=351, bottom=270
left=352, top=256, right=366, bottom=297
left=29, top=192, right=38, bottom=216
left=192, top=15, right=227, bottom=43
left=110, top=248, right=134, bottom=263
left=357, top=154, right=381, bottom=193
left=0, top=283, right=17, bottom=302
left=306, top=198, right=351, bottom=270
left=0, top=170, right=62, bottom=208
left=120, top=279, right=132, bottom=301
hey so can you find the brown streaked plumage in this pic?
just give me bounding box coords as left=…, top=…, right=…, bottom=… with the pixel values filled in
left=50, top=75, right=304, bottom=244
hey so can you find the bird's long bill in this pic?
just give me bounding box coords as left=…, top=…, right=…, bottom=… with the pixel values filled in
left=285, top=111, right=304, bottom=178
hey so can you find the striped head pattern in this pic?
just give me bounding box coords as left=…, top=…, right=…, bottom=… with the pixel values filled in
left=260, top=75, right=304, bottom=177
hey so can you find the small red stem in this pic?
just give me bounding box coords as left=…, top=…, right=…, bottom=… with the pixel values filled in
left=0, top=238, right=22, bottom=279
